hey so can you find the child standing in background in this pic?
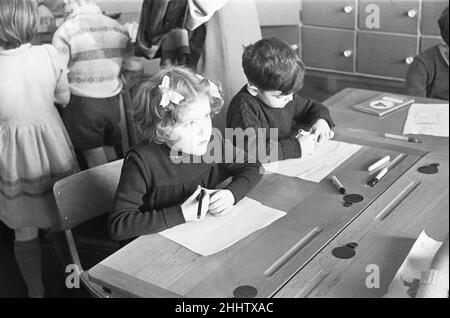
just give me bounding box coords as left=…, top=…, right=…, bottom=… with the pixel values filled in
left=0, top=0, right=78, bottom=298
left=227, top=38, right=335, bottom=162
left=405, top=6, right=449, bottom=101
left=52, top=0, right=133, bottom=168
left=109, top=67, right=262, bottom=241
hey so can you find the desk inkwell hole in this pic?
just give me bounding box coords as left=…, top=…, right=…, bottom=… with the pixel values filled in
left=332, top=242, right=358, bottom=259
left=233, top=285, right=258, bottom=298
left=343, top=194, right=364, bottom=207
left=418, top=163, right=440, bottom=175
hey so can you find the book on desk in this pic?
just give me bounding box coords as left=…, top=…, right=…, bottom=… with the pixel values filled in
left=352, top=94, right=415, bottom=117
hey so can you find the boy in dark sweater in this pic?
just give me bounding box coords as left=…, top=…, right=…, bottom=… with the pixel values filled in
left=226, top=38, right=335, bottom=162
left=405, top=6, right=449, bottom=101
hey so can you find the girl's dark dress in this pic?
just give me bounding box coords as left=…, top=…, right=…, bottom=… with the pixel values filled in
left=108, top=136, right=262, bottom=241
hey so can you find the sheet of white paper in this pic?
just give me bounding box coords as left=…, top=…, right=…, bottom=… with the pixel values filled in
left=160, top=198, right=286, bottom=256
left=262, top=140, right=362, bottom=182
left=403, top=103, right=449, bottom=137
left=384, top=231, right=443, bottom=298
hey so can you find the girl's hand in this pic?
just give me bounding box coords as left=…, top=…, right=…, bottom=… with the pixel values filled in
left=311, top=119, right=334, bottom=142
left=208, top=190, right=235, bottom=217
left=181, top=186, right=210, bottom=221
left=298, top=134, right=317, bottom=156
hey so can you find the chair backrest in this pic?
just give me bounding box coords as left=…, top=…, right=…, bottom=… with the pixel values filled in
left=52, top=159, right=124, bottom=298
left=53, top=159, right=123, bottom=232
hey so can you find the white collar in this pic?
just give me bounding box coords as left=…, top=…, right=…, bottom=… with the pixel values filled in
left=0, top=43, right=32, bottom=56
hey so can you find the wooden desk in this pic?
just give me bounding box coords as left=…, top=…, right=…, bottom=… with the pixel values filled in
left=325, top=88, right=449, bottom=154
left=88, top=89, right=447, bottom=298
left=274, top=152, right=449, bottom=298
left=273, top=89, right=449, bottom=298
left=88, top=145, right=421, bottom=298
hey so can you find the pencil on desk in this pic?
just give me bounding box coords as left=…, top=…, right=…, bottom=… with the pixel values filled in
left=384, top=133, right=421, bottom=143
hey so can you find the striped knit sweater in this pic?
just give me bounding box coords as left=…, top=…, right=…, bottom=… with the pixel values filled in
left=52, top=4, right=131, bottom=98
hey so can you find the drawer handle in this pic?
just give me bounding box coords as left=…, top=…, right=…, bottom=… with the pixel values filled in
left=405, top=57, right=414, bottom=64
left=343, top=49, right=353, bottom=58
left=344, top=5, right=353, bottom=14
left=407, top=9, right=417, bottom=18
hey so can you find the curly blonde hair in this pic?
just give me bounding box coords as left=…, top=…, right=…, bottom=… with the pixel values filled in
left=132, top=66, right=224, bottom=144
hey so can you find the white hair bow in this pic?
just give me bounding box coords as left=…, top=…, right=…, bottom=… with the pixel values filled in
left=196, top=74, right=222, bottom=99
left=159, top=76, right=185, bottom=108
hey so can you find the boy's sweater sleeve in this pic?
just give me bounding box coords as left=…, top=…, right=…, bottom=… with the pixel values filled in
left=221, top=138, right=263, bottom=203
left=405, top=58, right=429, bottom=98
left=52, top=26, right=71, bottom=69
left=108, top=152, right=185, bottom=241
left=227, top=97, right=302, bottom=161
left=293, top=95, right=335, bottom=128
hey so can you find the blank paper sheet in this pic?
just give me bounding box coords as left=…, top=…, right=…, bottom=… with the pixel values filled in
left=160, top=198, right=286, bottom=256
left=262, top=140, right=362, bottom=182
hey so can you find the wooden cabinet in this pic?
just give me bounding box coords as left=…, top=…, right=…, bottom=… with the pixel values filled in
left=261, top=26, right=301, bottom=53
left=302, top=27, right=355, bottom=72
left=358, top=0, right=420, bottom=34
left=357, top=33, right=417, bottom=78
left=421, top=0, right=449, bottom=36
left=257, top=0, right=446, bottom=81
left=421, top=36, right=443, bottom=52
left=301, top=0, right=356, bottom=29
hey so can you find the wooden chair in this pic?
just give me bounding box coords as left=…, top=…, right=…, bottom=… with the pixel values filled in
left=53, top=160, right=124, bottom=298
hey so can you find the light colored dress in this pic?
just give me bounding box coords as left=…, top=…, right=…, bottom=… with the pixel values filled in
left=0, top=44, right=79, bottom=230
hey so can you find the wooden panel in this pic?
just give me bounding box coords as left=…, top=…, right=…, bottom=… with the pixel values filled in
left=358, top=0, right=420, bottom=34
left=357, top=32, right=417, bottom=79
left=301, top=0, right=356, bottom=29
left=302, top=27, right=355, bottom=72
left=420, top=36, right=442, bottom=52
left=275, top=152, right=449, bottom=298
left=88, top=145, right=421, bottom=297
left=256, top=0, right=300, bottom=26
left=421, top=0, right=448, bottom=36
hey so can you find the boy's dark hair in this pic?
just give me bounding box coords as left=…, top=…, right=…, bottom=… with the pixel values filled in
left=242, top=37, right=305, bottom=94
left=0, top=0, right=38, bottom=50
left=438, top=6, right=449, bottom=46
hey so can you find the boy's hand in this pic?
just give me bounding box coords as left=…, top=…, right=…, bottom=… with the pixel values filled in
left=298, top=134, right=317, bottom=156
left=311, top=119, right=334, bottom=142
left=208, top=190, right=235, bottom=217
left=181, top=186, right=210, bottom=221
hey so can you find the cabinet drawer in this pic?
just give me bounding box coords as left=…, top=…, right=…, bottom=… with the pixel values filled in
left=302, top=27, right=355, bottom=72
left=358, top=0, right=420, bottom=34
left=261, top=26, right=301, bottom=54
left=257, top=0, right=300, bottom=26
left=421, top=0, right=448, bottom=36
left=301, top=0, right=356, bottom=29
left=357, top=32, right=417, bottom=78
left=420, top=36, right=442, bottom=52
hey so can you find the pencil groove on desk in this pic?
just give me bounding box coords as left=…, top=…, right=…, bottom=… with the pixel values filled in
left=264, top=227, right=323, bottom=277
left=374, top=180, right=421, bottom=221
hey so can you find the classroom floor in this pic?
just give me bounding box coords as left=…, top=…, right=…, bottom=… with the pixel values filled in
left=0, top=72, right=406, bottom=298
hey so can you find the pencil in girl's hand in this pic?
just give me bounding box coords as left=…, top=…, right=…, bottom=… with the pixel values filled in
left=197, top=189, right=206, bottom=219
